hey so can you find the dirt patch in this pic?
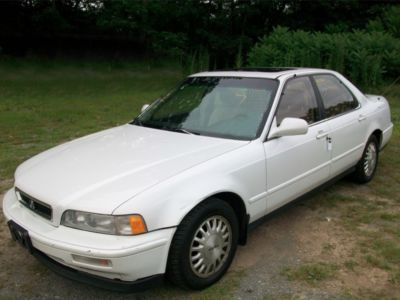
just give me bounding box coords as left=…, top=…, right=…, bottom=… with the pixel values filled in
left=295, top=215, right=353, bottom=259
left=339, top=267, right=390, bottom=291
left=233, top=209, right=301, bottom=269
left=290, top=207, right=392, bottom=295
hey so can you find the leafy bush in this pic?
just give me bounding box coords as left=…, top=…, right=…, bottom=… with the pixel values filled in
left=181, top=47, right=210, bottom=75
left=150, top=31, right=188, bottom=58
left=248, top=26, right=400, bottom=87
left=367, top=6, right=400, bottom=38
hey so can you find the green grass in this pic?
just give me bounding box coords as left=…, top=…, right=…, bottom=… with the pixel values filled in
left=0, top=58, right=183, bottom=192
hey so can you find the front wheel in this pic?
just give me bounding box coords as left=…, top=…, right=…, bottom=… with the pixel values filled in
left=352, top=135, right=379, bottom=183
left=167, top=198, right=238, bottom=290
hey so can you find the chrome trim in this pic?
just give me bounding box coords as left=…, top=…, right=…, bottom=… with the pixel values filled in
left=15, top=188, right=53, bottom=221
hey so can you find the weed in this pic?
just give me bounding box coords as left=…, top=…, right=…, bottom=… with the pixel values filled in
left=380, top=213, right=399, bottom=222
left=283, top=262, right=338, bottom=285
left=344, top=260, right=358, bottom=271
left=322, top=243, right=336, bottom=254
left=373, top=239, right=400, bottom=265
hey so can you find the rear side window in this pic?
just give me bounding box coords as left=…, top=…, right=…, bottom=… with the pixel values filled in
left=313, top=75, right=359, bottom=118
left=276, top=76, right=319, bottom=126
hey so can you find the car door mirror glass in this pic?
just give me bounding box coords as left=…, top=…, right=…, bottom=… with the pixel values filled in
left=269, top=117, right=308, bottom=139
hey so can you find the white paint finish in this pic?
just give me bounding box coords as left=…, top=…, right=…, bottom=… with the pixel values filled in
left=248, top=191, right=268, bottom=204
left=113, top=140, right=268, bottom=227
left=15, top=124, right=246, bottom=224
left=269, top=117, right=309, bottom=138
left=326, top=109, right=367, bottom=177
left=191, top=68, right=335, bottom=80
left=3, top=68, right=393, bottom=283
left=382, top=124, right=394, bottom=149
left=264, top=121, right=331, bottom=212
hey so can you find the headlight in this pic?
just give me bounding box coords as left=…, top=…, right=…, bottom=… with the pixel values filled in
left=61, top=210, right=147, bottom=235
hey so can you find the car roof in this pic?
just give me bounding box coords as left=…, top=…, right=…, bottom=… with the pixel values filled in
left=190, top=67, right=333, bottom=79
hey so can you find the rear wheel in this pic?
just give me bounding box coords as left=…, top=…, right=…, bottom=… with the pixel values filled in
left=167, top=198, right=238, bottom=290
left=352, top=135, right=379, bottom=183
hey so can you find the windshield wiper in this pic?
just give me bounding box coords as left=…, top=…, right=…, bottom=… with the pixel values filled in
left=131, top=120, right=200, bottom=135
left=132, top=117, right=143, bottom=126
left=170, top=127, right=201, bottom=135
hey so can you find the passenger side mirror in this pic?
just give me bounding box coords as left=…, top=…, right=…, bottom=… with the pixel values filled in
left=269, top=117, right=308, bottom=139
left=141, top=104, right=150, bottom=113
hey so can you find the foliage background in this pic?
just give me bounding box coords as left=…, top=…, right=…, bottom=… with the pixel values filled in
left=0, top=0, right=399, bottom=86
left=248, top=26, right=400, bottom=86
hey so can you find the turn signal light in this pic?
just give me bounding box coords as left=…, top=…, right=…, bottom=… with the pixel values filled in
left=129, top=215, right=147, bottom=235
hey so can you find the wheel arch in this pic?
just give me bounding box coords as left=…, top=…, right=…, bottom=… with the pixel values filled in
left=210, top=192, right=249, bottom=245
left=370, top=129, right=383, bottom=149
left=174, top=191, right=249, bottom=246
left=166, top=192, right=244, bottom=289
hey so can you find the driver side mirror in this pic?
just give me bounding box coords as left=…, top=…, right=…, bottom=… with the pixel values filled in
left=141, top=104, right=150, bottom=113
left=141, top=98, right=161, bottom=113
left=269, top=117, right=308, bottom=139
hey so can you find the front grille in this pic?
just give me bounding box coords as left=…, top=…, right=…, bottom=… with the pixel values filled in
left=16, top=188, right=52, bottom=220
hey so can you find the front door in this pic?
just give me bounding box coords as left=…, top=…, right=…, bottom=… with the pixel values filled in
left=263, top=76, right=331, bottom=212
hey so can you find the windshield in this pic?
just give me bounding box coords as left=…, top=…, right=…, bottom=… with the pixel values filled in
left=133, top=76, right=279, bottom=140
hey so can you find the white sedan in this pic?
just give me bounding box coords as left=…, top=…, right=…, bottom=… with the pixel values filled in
left=3, top=68, right=393, bottom=291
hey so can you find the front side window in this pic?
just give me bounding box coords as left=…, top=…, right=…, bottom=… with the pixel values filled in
left=276, top=76, right=319, bottom=126
left=134, top=77, right=279, bottom=140
left=313, top=74, right=359, bottom=118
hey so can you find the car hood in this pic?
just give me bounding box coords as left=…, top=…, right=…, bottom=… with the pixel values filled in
left=15, top=124, right=247, bottom=222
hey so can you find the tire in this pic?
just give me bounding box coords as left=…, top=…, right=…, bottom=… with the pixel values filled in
left=166, top=198, right=239, bottom=290
left=352, top=135, right=379, bottom=183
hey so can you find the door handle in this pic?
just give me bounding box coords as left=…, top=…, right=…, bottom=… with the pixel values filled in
left=316, top=131, right=328, bottom=139
left=358, top=114, right=366, bottom=122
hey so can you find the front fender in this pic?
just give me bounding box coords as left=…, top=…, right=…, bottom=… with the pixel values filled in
left=113, top=141, right=267, bottom=231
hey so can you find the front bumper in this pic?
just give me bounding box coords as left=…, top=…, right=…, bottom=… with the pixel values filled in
left=33, top=248, right=163, bottom=292
left=2, top=188, right=175, bottom=289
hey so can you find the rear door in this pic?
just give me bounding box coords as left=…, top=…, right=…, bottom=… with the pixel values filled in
left=264, top=76, right=331, bottom=212
left=312, top=74, right=367, bottom=177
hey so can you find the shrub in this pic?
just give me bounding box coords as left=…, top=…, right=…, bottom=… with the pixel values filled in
left=181, top=47, right=210, bottom=75
left=367, top=6, right=400, bottom=38
left=247, top=26, right=400, bottom=87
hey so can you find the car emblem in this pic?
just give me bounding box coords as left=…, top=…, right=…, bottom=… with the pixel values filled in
left=29, top=199, right=35, bottom=210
